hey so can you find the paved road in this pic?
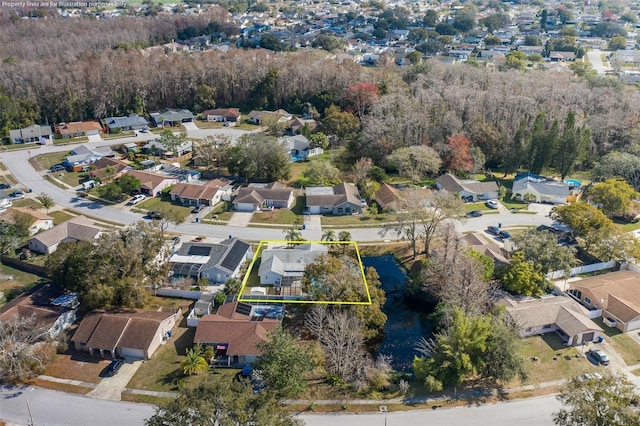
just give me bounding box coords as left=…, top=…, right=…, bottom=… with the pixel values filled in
left=587, top=48, right=609, bottom=75
left=0, top=384, right=560, bottom=426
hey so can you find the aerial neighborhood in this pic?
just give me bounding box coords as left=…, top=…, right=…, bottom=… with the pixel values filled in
left=2, top=0, right=640, bottom=425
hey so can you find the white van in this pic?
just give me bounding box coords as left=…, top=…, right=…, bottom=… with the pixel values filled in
left=81, top=180, right=96, bottom=190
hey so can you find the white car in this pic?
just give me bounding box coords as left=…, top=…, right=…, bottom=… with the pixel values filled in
left=129, top=194, right=146, bottom=205
left=485, top=199, right=499, bottom=209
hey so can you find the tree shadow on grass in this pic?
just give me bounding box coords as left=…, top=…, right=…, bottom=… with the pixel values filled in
left=541, top=333, right=567, bottom=351
left=173, top=327, right=196, bottom=356
left=159, top=367, right=184, bottom=391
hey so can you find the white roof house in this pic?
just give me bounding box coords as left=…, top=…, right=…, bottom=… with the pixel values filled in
left=258, top=244, right=329, bottom=286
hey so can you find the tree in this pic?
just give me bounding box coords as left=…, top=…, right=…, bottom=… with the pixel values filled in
left=321, top=105, right=360, bottom=145
left=0, top=314, right=57, bottom=384
left=0, top=221, right=21, bottom=254
left=181, top=346, right=208, bottom=376
left=554, top=372, right=640, bottom=426
left=553, top=111, right=590, bottom=180
left=227, top=134, right=290, bottom=182
left=36, top=193, right=54, bottom=213
left=445, top=133, right=474, bottom=174
left=381, top=190, right=424, bottom=259
left=283, top=225, right=302, bottom=247
left=146, top=375, right=302, bottom=426
left=321, top=229, right=336, bottom=242
left=589, top=178, right=638, bottom=217
left=481, top=311, right=527, bottom=384
left=352, top=157, right=373, bottom=188
left=569, top=61, right=597, bottom=78
left=504, top=50, right=527, bottom=70
left=608, top=36, right=627, bottom=51
left=154, top=205, right=189, bottom=236
left=194, top=135, right=232, bottom=173
left=593, top=151, right=640, bottom=190
left=499, top=251, right=548, bottom=297
left=406, top=50, right=422, bottom=64
left=303, top=160, right=341, bottom=186
left=312, top=34, right=346, bottom=52
left=387, top=146, right=442, bottom=183
left=116, top=174, right=141, bottom=195
left=11, top=211, right=36, bottom=238
left=308, top=132, right=329, bottom=150
left=552, top=203, right=612, bottom=241
left=511, top=229, right=575, bottom=275
left=343, top=82, right=380, bottom=119
left=338, top=231, right=351, bottom=242
left=98, top=182, right=124, bottom=202
left=255, top=327, right=315, bottom=397
left=590, top=227, right=640, bottom=262
left=452, top=7, right=476, bottom=33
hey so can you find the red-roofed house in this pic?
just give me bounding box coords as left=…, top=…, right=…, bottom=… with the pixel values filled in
left=169, top=178, right=233, bottom=206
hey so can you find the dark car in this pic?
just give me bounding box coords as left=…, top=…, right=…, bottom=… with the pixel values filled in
left=172, top=236, right=181, bottom=245
left=49, top=164, right=66, bottom=172
left=0, top=183, right=10, bottom=190
left=587, top=348, right=610, bottom=366
left=147, top=211, right=162, bottom=220
left=106, top=358, right=125, bottom=376
left=487, top=226, right=501, bottom=235
left=467, top=210, right=483, bottom=217
left=498, top=230, right=512, bottom=239
left=192, top=204, right=205, bottom=214
left=9, top=190, right=24, bottom=199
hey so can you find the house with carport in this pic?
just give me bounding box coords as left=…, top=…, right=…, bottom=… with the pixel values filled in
left=71, top=310, right=180, bottom=359
left=194, top=301, right=281, bottom=366
left=233, top=182, right=295, bottom=212
left=501, top=294, right=603, bottom=346
left=306, top=183, right=362, bottom=215
left=435, top=173, right=499, bottom=202
left=169, top=178, right=233, bottom=206
left=124, top=170, right=178, bottom=197
left=568, top=270, right=640, bottom=332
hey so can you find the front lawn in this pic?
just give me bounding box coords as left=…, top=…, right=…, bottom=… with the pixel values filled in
left=33, top=152, right=68, bottom=171
left=514, top=334, right=598, bottom=385
left=593, top=318, right=640, bottom=366
left=49, top=210, right=76, bottom=225
left=0, top=264, right=46, bottom=302
left=320, top=212, right=392, bottom=226
left=501, top=199, right=530, bottom=211
left=251, top=208, right=299, bottom=225
left=43, top=349, right=108, bottom=384
left=10, top=198, right=42, bottom=209
left=138, top=195, right=193, bottom=217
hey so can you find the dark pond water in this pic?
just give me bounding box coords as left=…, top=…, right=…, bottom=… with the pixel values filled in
left=362, top=255, right=432, bottom=372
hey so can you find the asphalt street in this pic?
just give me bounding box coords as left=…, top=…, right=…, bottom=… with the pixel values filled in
left=0, top=385, right=560, bottom=426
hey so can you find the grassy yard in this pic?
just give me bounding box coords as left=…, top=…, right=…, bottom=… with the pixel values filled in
left=321, top=212, right=392, bottom=226
left=593, top=318, right=640, bottom=366
left=193, top=118, right=259, bottom=131
left=251, top=208, right=299, bottom=225
left=10, top=198, right=42, bottom=209
left=500, top=199, right=530, bottom=211
left=138, top=195, right=193, bottom=217
left=514, top=334, right=599, bottom=385
left=0, top=264, right=46, bottom=302
left=0, top=162, right=6, bottom=171
left=33, top=152, right=68, bottom=171
left=43, top=349, right=109, bottom=384
left=53, top=137, right=88, bottom=145
left=49, top=210, right=76, bottom=225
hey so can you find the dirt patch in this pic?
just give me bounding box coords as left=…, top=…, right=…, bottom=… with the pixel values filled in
left=44, top=350, right=109, bottom=384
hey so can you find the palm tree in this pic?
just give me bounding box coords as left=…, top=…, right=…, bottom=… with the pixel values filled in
left=321, top=230, right=336, bottom=242
left=181, top=347, right=209, bottom=376
left=283, top=224, right=302, bottom=248
left=338, top=231, right=352, bottom=253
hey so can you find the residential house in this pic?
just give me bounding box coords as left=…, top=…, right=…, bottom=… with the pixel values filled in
left=233, top=182, right=295, bottom=212
left=287, top=117, right=318, bottom=135
left=549, top=51, right=576, bottom=62
left=374, top=181, right=400, bottom=211
left=169, top=178, right=233, bottom=206
left=0, top=190, right=12, bottom=211
left=280, top=135, right=323, bottom=162
left=501, top=294, right=603, bottom=346
left=435, top=173, right=499, bottom=202
left=149, top=108, right=195, bottom=127
left=568, top=270, right=640, bottom=332
left=194, top=301, right=281, bottom=366
left=142, top=139, right=193, bottom=158
left=305, top=183, right=362, bottom=215
left=104, top=114, right=149, bottom=133
left=27, top=215, right=104, bottom=254
left=0, top=284, right=77, bottom=338
left=88, top=157, right=132, bottom=182
left=1, top=207, right=54, bottom=236
left=460, top=233, right=510, bottom=266
left=247, top=109, right=292, bottom=125
left=123, top=170, right=178, bottom=196
left=55, top=121, right=103, bottom=138
left=511, top=174, right=569, bottom=204
left=9, top=124, right=53, bottom=144
left=258, top=243, right=329, bottom=286
left=169, top=238, right=253, bottom=284
left=71, top=310, right=180, bottom=359
left=63, top=145, right=115, bottom=171
left=201, top=108, right=241, bottom=122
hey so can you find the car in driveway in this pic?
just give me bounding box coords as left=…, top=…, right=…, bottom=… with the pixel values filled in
left=128, top=194, right=146, bottom=205
left=0, top=183, right=10, bottom=190
left=486, top=226, right=501, bottom=235
left=192, top=204, right=205, bottom=213
left=485, top=199, right=499, bottom=209
left=498, top=230, right=512, bottom=239
left=9, top=190, right=24, bottom=200
left=467, top=210, right=483, bottom=217
left=587, top=348, right=610, bottom=365
left=49, top=164, right=66, bottom=172
left=106, top=358, right=125, bottom=376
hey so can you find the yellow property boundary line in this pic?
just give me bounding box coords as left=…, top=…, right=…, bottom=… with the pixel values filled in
left=238, top=240, right=371, bottom=305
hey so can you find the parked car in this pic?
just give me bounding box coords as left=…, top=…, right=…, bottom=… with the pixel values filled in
left=485, top=199, right=499, bottom=209
left=360, top=198, right=368, bottom=207
left=147, top=210, right=162, bottom=220
left=0, top=183, right=10, bottom=190
left=498, top=230, right=512, bottom=239
left=106, top=358, right=125, bottom=376
left=9, top=190, right=24, bottom=200
left=486, top=226, right=501, bottom=235
left=192, top=204, right=205, bottom=213
left=128, top=194, right=146, bottom=205
left=172, top=236, right=181, bottom=245
left=467, top=210, right=483, bottom=217
left=587, top=348, right=610, bottom=365
left=139, top=128, right=149, bottom=133
left=49, top=164, right=66, bottom=172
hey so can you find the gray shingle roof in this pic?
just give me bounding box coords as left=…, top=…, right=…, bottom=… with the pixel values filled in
left=104, top=114, right=148, bottom=129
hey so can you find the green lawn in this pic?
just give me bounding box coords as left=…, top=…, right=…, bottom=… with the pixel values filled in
left=501, top=199, right=530, bottom=211
left=0, top=264, right=46, bottom=302
left=621, top=222, right=640, bottom=232
left=514, top=334, right=599, bottom=385
left=320, top=212, right=392, bottom=226
left=49, top=210, right=76, bottom=225
left=53, top=137, right=88, bottom=145
left=138, top=195, right=193, bottom=217
left=10, top=198, right=42, bottom=209
left=33, top=152, right=68, bottom=171
left=251, top=208, right=299, bottom=225
left=1, top=143, right=34, bottom=151
left=0, top=162, right=6, bottom=171
left=593, top=318, right=640, bottom=366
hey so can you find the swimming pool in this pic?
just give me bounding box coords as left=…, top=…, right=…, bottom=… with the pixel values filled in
left=564, top=179, right=581, bottom=187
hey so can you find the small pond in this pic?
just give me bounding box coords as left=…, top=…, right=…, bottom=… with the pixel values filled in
left=362, top=255, right=432, bottom=372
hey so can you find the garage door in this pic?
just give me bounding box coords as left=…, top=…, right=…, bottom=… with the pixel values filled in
left=119, top=347, right=145, bottom=359
left=582, top=332, right=594, bottom=343
left=626, top=318, right=640, bottom=332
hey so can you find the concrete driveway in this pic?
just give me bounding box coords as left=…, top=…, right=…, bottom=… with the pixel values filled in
left=304, top=214, right=322, bottom=231
left=527, top=202, right=554, bottom=216
left=87, top=358, right=143, bottom=401
left=227, top=212, right=253, bottom=227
